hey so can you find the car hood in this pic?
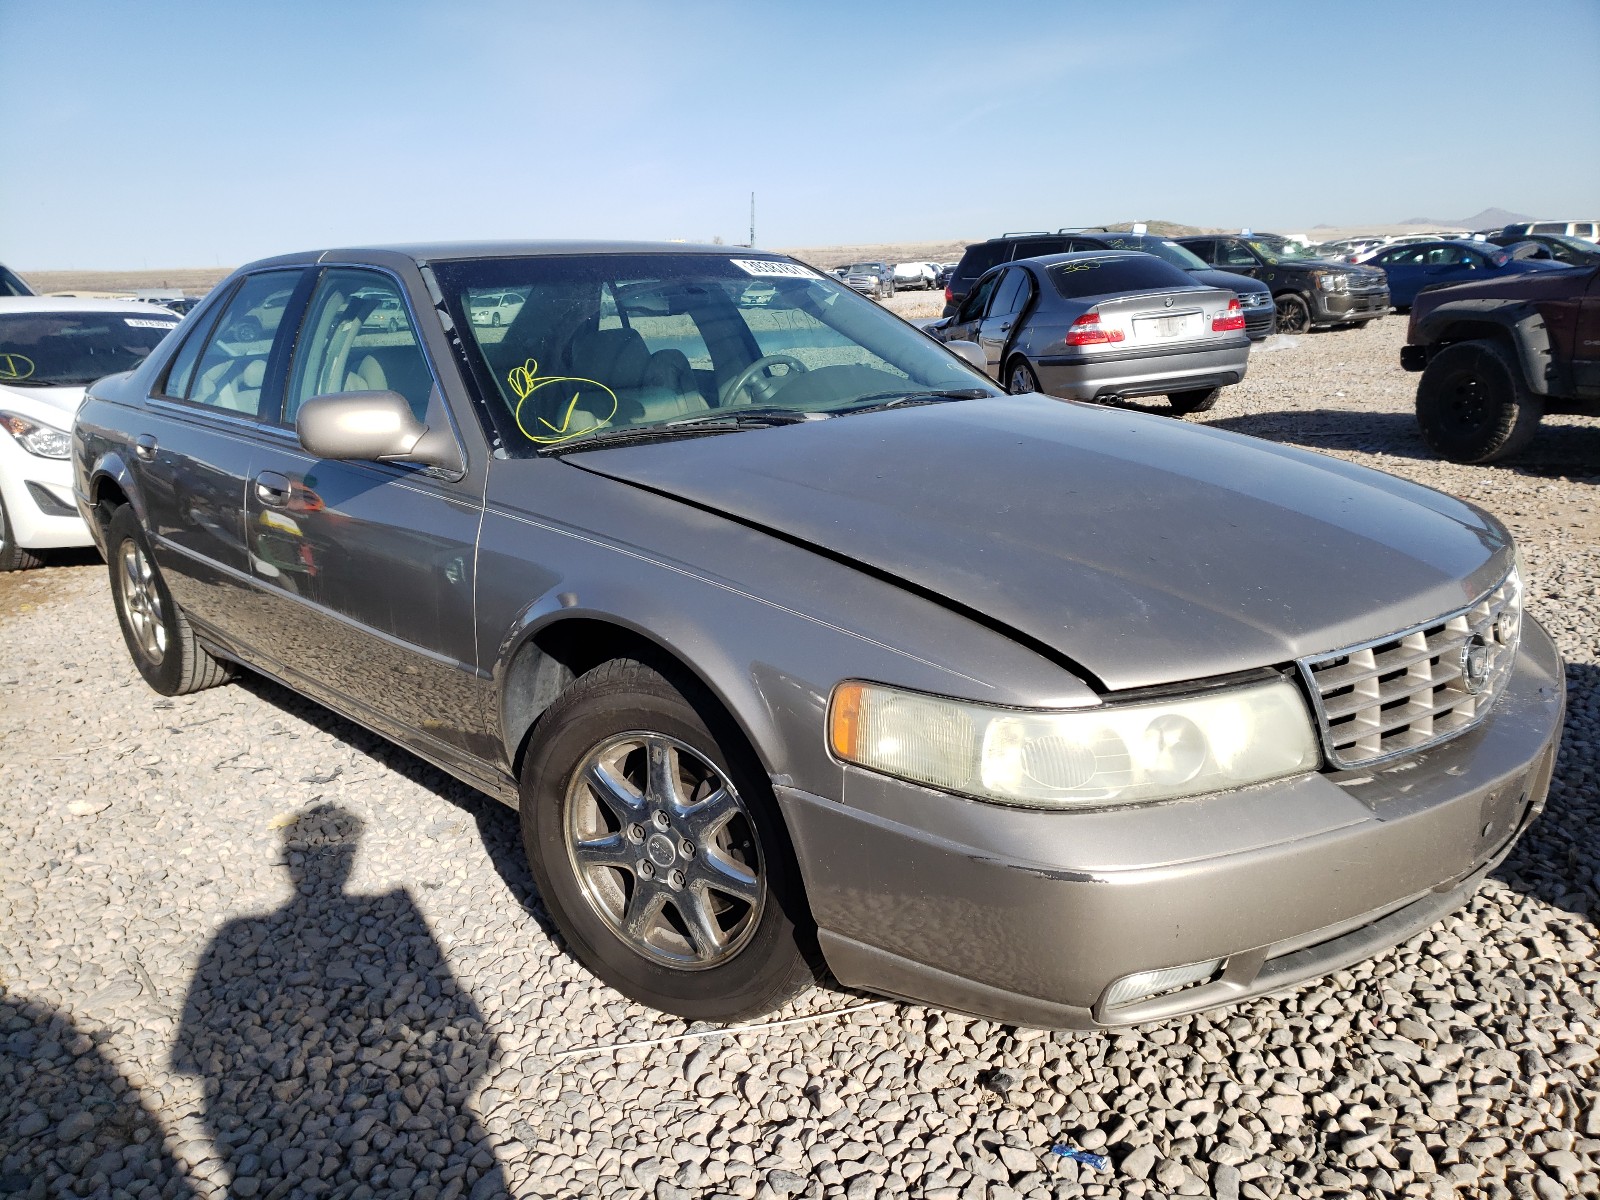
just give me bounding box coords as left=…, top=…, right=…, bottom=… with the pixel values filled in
left=570, top=397, right=1511, bottom=691
left=0, top=382, right=87, bottom=423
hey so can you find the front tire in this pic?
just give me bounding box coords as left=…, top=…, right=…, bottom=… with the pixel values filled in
left=107, top=505, right=233, bottom=695
left=1415, top=340, right=1542, bottom=463
left=0, top=489, right=44, bottom=572
left=520, top=658, right=817, bottom=1022
left=1274, top=293, right=1311, bottom=334
left=1167, top=387, right=1221, bottom=415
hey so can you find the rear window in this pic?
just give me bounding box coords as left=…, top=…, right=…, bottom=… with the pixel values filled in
left=954, top=244, right=1008, bottom=283
left=1048, top=256, right=1194, bottom=299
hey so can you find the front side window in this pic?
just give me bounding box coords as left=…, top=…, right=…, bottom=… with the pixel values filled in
left=957, top=271, right=1002, bottom=322
left=1220, top=241, right=1259, bottom=267
left=173, top=272, right=300, bottom=415
left=0, top=310, right=178, bottom=388
left=285, top=269, right=434, bottom=425
left=435, top=254, right=992, bottom=455
left=1181, top=239, right=1216, bottom=263
left=0, top=265, right=33, bottom=298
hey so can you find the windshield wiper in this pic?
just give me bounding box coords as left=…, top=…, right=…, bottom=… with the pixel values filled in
left=829, top=387, right=992, bottom=416
left=539, top=408, right=813, bottom=455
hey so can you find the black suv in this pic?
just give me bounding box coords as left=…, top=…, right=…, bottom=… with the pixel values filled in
left=1174, top=235, right=1389, bottom=334
left=943, top=232, right=1076, bottom=315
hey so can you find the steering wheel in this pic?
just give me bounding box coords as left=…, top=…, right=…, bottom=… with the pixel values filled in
left=720, top=354, right=808, bottom=406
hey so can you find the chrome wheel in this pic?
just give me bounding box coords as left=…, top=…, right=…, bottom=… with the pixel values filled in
left=117, top=539, right=167, bottom=664
left=565, top=732, right=764, bottom=969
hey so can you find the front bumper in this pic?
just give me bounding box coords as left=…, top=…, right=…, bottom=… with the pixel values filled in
left=1313, top=287, right=1390, bottom=324
left=1035, top=338, right=1250, bottom=403
left=780, top=617, right=1565, bottom=1029
left=1241, top=302, right=1275, bottom=340
left=0, top=439, right=94, bottom=551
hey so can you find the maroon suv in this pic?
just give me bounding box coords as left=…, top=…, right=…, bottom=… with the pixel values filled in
left=1400, top=263, right=1600, bottom=462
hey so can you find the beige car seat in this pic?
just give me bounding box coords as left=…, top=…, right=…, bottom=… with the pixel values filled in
left=563, top=328, right=706, bottom=425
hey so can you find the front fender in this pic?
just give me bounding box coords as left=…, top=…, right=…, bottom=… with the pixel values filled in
left=1412, top=298, right=1558, bottom=396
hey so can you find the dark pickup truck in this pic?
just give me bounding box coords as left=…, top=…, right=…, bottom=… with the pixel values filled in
left=1175, top=235, right=1389, bottom=334
left=1401, top=264, right=1600, bottom=462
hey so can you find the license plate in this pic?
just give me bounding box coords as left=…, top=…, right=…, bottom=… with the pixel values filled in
left=1135, top=314, right=1195, bottom=339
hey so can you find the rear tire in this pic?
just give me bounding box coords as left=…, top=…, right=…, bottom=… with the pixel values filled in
left=1415, top=340, right=1542, bottom=463
left=1167, top=387, right=1222, bottom=415
left=0, top=489, right=45, bottom=572
left=519, top=658, right=817, bottom=1022
left=107, top=505, right=233, bottom=695
left=1006, top=358, right=1039, bottom=395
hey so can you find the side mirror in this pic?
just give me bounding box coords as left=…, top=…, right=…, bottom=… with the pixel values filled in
left=942, top=339, right=988, bottom=372
left=296, top=390, right=462, bottom=473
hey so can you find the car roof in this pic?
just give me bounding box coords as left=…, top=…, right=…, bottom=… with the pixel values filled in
left=1001, top=250, right=1156, bottom=269
left=241, top=240, right=776, bottom=272
left=0, top=295, right=185, bottom=316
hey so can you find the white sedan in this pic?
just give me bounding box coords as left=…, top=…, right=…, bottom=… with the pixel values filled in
left=0, top=297, right=180, bottom=569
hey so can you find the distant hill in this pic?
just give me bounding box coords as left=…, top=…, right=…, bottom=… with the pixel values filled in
left=1400, top=206, right=1532, bottom=228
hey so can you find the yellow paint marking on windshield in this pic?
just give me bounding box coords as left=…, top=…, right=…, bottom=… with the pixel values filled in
left=0, top=353, right=36, bottom=381
left=507, top=358, right=619, bottom=445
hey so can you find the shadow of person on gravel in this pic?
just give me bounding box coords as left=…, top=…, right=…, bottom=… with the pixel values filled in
left=170, top=803, right=508, bottom=1199
left=1493, top=660, right=1600, bottom=923
left=1202, top=408, right=1600, bottom=478
left=1, top=988, right=196, bottom=1198
left=229, top=672, right=562, bottom=947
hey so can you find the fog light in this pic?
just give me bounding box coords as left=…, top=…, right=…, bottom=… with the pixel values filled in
left=1104, top=958, right=1224, bottom=1008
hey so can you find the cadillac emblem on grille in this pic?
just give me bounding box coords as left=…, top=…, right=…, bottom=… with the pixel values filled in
left=1462, top=634, right=1491, bottom=695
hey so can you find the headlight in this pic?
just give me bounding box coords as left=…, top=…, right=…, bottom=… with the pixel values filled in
left=829, top=679, right=1320, bottom=809
left=0, top=412, right=73, bottom=459
left=1314, top=273, right=1350, bottom=292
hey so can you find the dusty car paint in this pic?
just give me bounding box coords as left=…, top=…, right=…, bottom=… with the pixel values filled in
left=73, top=242, right=1565, bottom=1028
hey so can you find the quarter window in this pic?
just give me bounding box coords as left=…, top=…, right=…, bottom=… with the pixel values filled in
left=285, top=269, right=434, bottom=425
left=179, top=272, right=301, bottom=416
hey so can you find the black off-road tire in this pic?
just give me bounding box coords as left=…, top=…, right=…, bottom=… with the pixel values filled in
left=0, top=489, right=45, bottom=572
left=1415, top=340, right=1543, bottom=464
left=1006, top=358, right=1040, bottom=395
left=519, top=658, right=818, bottom=1022
left=106, top=505, right=234, bottom=695
left=1167, top=387, right=1222, bottom=415
left=1274, top=293, right=1311, bottom=334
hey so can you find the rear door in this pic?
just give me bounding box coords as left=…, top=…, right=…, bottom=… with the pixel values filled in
left=1573, top=268, right=1600, bottom=398
left=244, top=265, right=487, bottom=758
left=133, top=268, right=308, bottom=640
left=976, top=266, right=1035, bottom=373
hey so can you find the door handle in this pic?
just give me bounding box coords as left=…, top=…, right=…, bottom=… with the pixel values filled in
left=999, top=321, right=1013, bottom=331
left=254, top=471, right=291, bottom=508
left=135, top=434, right=157, bottom=461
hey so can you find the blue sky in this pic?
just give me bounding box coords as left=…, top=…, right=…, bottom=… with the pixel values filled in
left=1, top=0, right=1596, bottom=270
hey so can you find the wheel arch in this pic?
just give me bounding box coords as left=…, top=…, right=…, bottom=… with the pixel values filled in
left=497, top=606, right=787, bottom=796
left=86, top=452, right=144, bottom=542
left=1415, top=302, right=1558, bottom=397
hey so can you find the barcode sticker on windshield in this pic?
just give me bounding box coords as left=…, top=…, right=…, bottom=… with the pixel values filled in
left=730, top=259, right=816, bottom=279
left=125, top=319, right=179, bottom=329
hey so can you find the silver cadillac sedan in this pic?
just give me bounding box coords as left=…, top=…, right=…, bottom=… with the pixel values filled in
left=72, top=242, right=1564, bottom=1029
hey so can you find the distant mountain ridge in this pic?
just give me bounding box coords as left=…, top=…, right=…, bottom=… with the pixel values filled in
left=1400, top=207, right=1533, bottom=228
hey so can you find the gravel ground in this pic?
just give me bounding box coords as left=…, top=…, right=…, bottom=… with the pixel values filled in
left=3, top=316, right=1598, bottom=1200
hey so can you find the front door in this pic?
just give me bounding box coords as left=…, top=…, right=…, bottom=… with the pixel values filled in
left=244, top=266, right=489, bottom=760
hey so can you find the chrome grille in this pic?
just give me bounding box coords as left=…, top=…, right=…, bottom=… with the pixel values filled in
left=1299, top=571, right=1521, bottom=768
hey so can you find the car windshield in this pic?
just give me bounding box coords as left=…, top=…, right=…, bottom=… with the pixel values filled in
left=0, top=310, right=178, bottom=387
left=1245, top=239, right=1320, bottom=264
left=434, top=253, right=996, bottom=455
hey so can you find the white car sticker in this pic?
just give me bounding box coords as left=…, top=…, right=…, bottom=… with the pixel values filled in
left=729, top=259, right=817, bottom=279
left=125, top=318, right=180, bottom=330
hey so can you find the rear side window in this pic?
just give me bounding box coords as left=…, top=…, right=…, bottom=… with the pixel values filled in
left=1010, top=237, right=1071, bottom=261
left=171, top=272, right=302, bottom=417
left=1049, top=257, right=1193, bottom=299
